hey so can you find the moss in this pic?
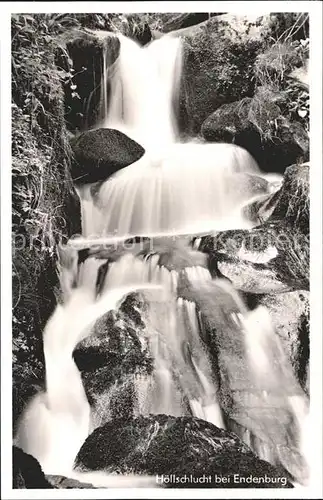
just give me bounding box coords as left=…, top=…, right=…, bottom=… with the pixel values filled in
left=253, top=39, right=309, bottom=132
left=179, top=17, right=267, bottom=135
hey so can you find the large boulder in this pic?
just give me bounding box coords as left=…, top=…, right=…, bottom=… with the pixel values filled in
left=70, top=128, right=145, bottom=184
left=176, top=276, right=308, bottom=484
left=201, top=90, right=309, bottom=173
left=12, top=447, right=96, bottom=489
left=74, top=293, right=153, bottom=426
left=176, top=13, right=300, bottom=136
left=198, top=221, right=309, bottom=293
left=13, top=447, right=53, bottom=489
left=74, top=415, right=292, bottom=488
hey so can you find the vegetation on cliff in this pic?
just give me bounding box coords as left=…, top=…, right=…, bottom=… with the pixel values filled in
left=12, top=14, right=82, bottom=423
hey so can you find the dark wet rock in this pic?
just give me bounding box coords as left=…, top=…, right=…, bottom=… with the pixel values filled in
left=199, top=221, right=309, bottom=293
left=74, top=293, right=153, bottom=425
left=201, top=95, right=279, bottom=143
left=13, top=447, right=53, bottom=489
left=201, top=92, right=309, bottom=173
left=259, top=291, right=310, bottom=393
left=74, top=415, right=292, bottom=488
left=162, top=13, right=223, bottom=33
left=70, top=128, right=145, bottom=184
left=177, top=14, right=283, bottom=136
left=57, top=30, right=120, bottom=132
left=134, top=23, right=152, bottom=46
left=46, top=475, right=95, bottom=489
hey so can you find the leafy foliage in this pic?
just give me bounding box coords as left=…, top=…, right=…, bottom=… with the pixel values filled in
left=254, top=37, right=309, bottom=132
left=12, top=14, right=81, bottom=413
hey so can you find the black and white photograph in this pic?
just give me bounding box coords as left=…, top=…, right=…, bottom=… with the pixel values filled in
left=1, top=1, right=322, bottom=498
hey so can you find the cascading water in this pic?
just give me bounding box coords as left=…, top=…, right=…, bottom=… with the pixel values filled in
left=100, top=34, right=181, bottom=150
left=77, top=34, right=263, bottom=239
left=77, top=142, right=261, bottom=239
left=15, top=30, right=310, bottom=488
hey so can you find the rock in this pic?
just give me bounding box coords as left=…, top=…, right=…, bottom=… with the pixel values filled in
left=242, top=162, right=309, bottom=231
left=57, top=30, right=120, bottom=131
left=201, top=91, right=309, bottom=173
left=176, top=276, right=308, bottom=483
left=74, top=293, right=153, bottom=426
left=46, top=475, right=95, bottom=489
left=270, top=163, right=309, bottom=234
left=13, top=447, right=53, bottom=489
left=214, top=257, right=293, bottom=294
left=258, top=291, right=310, bottom=393
left=134, top=23, right=152, bottom=46
left=70, top=128, right=145, bottom=184
left=269, top=13, right=309, bottom=43
left=177, top=14, right=288, bottom=135
left=199, top=221, right=309, bottom=293
left=242, top=190, right=281, bottom=225
left=161, top=13, right=222, bottom=33
left=74, top=415, right=292, bottom=488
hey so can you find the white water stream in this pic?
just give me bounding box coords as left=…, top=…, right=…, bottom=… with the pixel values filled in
left=15, top=31, right=310, bottom=488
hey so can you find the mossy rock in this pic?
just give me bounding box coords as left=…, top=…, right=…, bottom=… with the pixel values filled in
left=75, top=415, right=292, bottom=488
left=177, top=14, right=277, bottom=135
left=70, top=128, right=145, bottom=184
left=270, top=163, right=309, bottom=233
left=198, top=219, right=309, bottom=293
left=13, top=447, right=53, bottom=489
left=201, top=92, right=309, bottom=173
left=74, top=293, right=153, bottom=424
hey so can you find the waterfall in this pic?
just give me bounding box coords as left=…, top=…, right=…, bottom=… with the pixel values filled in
left=78, top=142, right=260, bottom=238
left=100, top=34, right=181, bottom=151
left=15, top=30, right=309, bottom=488
left=77, top=33, right=262, bottom=239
